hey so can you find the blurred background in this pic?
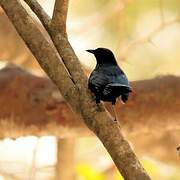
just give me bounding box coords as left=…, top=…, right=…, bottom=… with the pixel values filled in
left=0, top=0, right=180, bottom=179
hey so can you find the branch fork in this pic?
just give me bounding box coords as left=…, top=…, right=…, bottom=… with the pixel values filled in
left=0, top=0, right=151, bottom=179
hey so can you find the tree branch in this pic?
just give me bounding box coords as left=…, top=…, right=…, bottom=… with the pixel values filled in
left=51, top=0, right=69, bottom=36
left=0, top=0, right=82, bottom=113
left=0, top=0, right=151, bottom=179
left=24, top=0, right=51, bottom=29
left=120, top=17, right=180, bottom=60
left=24, top=0, right=92, bottom=119
left=25, top=0, right=89, bottom=89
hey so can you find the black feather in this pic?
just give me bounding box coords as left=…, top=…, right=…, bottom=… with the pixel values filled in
left=87, top=48, right=132, bottom=105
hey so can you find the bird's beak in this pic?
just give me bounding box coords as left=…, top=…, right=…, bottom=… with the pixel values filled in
left=86, top=49, right=95, bottom=54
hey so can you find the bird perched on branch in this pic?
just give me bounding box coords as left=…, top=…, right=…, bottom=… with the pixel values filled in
left=87, top=48, right=132, bottom=121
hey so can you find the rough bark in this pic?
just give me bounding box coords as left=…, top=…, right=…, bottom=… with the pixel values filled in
left=0, top=0, right=151, bottom=179
left=24, top=0, right=51, bottom=29
left=51, top=0, right=69, bottom=36
left=25, top=0, right=91, bottom=97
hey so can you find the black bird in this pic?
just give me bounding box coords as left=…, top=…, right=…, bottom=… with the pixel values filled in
left=87, top=48, right=132, bottom=121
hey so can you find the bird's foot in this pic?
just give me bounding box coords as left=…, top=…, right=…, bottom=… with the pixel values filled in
left=96, top=99, right=100, bottom=104
left=114, top=118, right=117, bottom=122
left=177, top=146, right=180, bottom=157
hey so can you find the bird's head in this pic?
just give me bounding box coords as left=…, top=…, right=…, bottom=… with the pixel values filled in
left=86, top=48, right=117, bottom=65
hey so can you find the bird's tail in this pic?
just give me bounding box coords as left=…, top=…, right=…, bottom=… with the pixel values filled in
left=109, top=83, right=132, bottom=91
left=103, top=83, right=132, bottom=96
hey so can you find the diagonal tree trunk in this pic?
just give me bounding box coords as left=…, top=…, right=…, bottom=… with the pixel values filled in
left=0, top=0, right=151, bottom=179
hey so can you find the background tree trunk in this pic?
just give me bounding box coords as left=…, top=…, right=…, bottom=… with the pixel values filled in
left=56, top=138, right=75, bottom=180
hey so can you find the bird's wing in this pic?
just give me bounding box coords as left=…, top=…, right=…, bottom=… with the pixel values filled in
left=101, top=66, right=130, bottom=86
left=88, top=70, right=108, bottom=93
left=102, top=66, right=132, bottom=97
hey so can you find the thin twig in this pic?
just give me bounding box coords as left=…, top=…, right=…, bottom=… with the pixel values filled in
left=159, top=0, right=165, bottom=24
left=120, top=17, right=180, bottom=60
left=28, top=138, right=40, bottom=180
